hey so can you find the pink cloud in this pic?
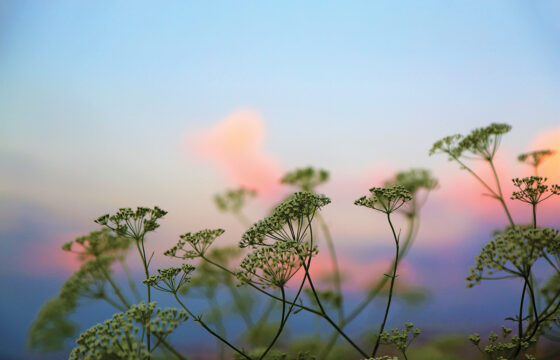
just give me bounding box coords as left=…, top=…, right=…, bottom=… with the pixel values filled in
left=188, top=109, right=284, bottom=197
left=21, top=233, right=82, bottom=276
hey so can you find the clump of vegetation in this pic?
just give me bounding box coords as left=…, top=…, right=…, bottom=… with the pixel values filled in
left=28, top=123, right=559, bottom=359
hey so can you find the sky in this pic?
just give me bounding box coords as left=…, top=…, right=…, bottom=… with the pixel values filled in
left=1, top=1, right=560, bottom=358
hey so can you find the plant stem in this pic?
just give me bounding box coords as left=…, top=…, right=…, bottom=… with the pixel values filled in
left=371, top=213, right=400, bottom=358
left=259, top=286, right=286, bottom=360
left=200, top=254, right=322, bottom=316
left=317, top=213, right=344, bottom=321
left=319, top=215, right=417, bottom=359
left=488, top=159, right=515, bottom=227
left=300, top=220, right=369, bottom=358
left=100, top=280, right=187, bottom=360
left=173, top=292, right=251, bottom=360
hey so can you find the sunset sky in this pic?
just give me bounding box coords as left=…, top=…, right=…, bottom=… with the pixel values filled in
left=1, top=1, right=560, bottom=358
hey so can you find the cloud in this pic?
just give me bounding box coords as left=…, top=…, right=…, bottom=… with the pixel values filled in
left=188, top=109, right=284, bottom=197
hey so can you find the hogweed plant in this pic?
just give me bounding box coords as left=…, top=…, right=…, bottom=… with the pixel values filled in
left=28, top=123, right=560, bottom=359
left=432, top=123, right=560, bottom=360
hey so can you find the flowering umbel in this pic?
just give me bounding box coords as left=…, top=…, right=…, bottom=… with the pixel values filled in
left=354, top=185, right=412, bottom=214
left=240, top=192, right=330, bottom=247
left=429, top=123, right=511, bottom=161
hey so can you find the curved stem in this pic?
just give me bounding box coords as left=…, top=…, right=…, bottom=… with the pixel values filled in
left=317, top=213, right=344, bottom=321
left=301, top=220, right=368, bottom=358
left=319, top=215, right=416, bottom=359
left=99, top=265, right=131, bottom=308
left=488, top=159, right=515, bottom=227
left=371, top=213, right=400, bottom=358
left=259, top=286, right=286, bottom=360
left=513, top=280, right=528, bottom=359
left=173, top=292, right=251, bottom=360
left=200, top=255, right=322, bottom=316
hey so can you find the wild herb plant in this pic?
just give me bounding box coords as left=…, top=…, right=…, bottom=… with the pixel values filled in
left=431, top=123, right=560, bottom=359
left=29, top=166, right=436, bottom=359
left=29, top=123, right=559, bottom=359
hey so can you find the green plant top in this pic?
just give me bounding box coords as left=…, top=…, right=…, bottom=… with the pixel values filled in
left=354, top=185, right=412, bottom=214
left=240, top=192, right=330, bottom=247
left=429, top=123, right=511, bottom=160
left=281, top=167, right=329, bottom=192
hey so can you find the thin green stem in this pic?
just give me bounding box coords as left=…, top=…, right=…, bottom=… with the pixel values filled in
left=513, top=280, right=528, bottom=359
left=138, top=234, right=152, bottom=354
left=317, top=213, right=344, bottom=321
left=300, top=222, right=369, bottom=358
left=453, top=157, right=497, bottom=197
left=101, top=281, right=187, bottom=360
left=371, top=213, right=400, bottom=358
left=99, top=265, right=131, bottom=308
left=200, top=254, right=322, bottom=316
left=488, top=159, right=515, bottom=227
left=258, top=286, right=286, bottom=360
left=319, top=215, right=416, bottom=359
left=173, top=292, right=250, bottom=360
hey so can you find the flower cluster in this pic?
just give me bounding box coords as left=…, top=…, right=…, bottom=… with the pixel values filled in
left=281, top=167, right=330, bottom=192
left=466, top=227, right=560, bottom=287
left=378, top=322, right=421, bottom=353
left=240, top=192, right=330, bottom=248
left=143, top=264, right=195, bottom=293
left=238, top=241, right=317, bottom=288
left=165, top=228, right=225, bottom=259
left=511, top=176, right=560, bottom=205
left=469, top=327, right=535, bottom=360
left=518, top=149, right=555, bottom=169
left=354, top=185, right=412, bottom=214
left=61, top=228, right=132, bottom=261
left=95, top=206, right=168, bottom=238
left=69, top=302, right=188, bottom=360
left=383, top=168, right=438, bottom=195
left=429, top=123, right=511, bottom=160
left=214, top=188, right=256, bottom=214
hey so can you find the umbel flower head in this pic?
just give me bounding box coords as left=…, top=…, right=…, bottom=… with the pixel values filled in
left=240, top=192, right=331, bottom=248
left=511, top=176, right=560, bottom=205
left=469, top=326, right=535, bottom=359
left=238, top=241, right=317, bottom=288
left=143, top=264, right=195, bottom=293
left=61, top=228, right=132, bottom=261
left=383, top=168, right=438, bottom=196
left=94, top=206, right=168, bottom=238
left=429, top=123, right=511, bottom=161
left=214, top=188, right=256, bottom=214
left=518, top=149, right=555, bottom=169
left=69, top=302, right=188, bottom=360
left=466, top=226, right=560, bottom=287
left=355, top=185, right=413, bottom=214
left=281, top=167, right=330, bottom=192
left=378, top=322, right=421, bottom=353
left=165, top=228, right=225, bottom=259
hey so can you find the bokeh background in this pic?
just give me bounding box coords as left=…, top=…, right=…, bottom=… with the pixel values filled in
left=1, top=1, right=560, bottom=359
